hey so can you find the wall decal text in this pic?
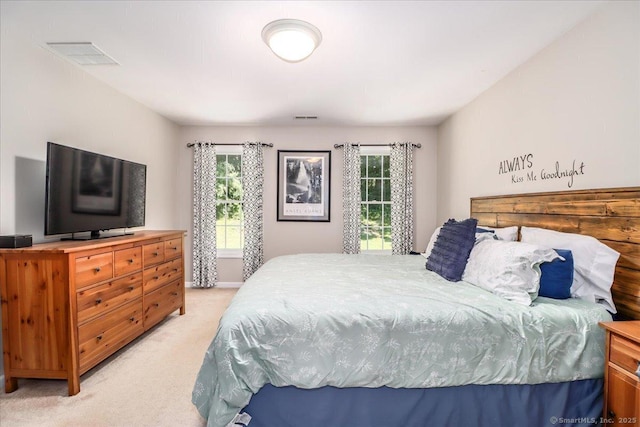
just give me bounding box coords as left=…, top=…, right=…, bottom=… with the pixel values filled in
left=499, top=154, right=586, bottom=188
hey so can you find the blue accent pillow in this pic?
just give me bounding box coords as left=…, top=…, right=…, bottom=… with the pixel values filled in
left=426, top=218, right=478, bottom=282
left=539, top=249, right=574, bottom=299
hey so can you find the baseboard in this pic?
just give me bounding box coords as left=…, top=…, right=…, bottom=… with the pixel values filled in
left=216, top=282, right=243, bottom=288
left=185, top=281, right=243, bottom=288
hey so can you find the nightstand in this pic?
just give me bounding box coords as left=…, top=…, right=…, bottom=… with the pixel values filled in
left=599, top=321, right=640, bottom=426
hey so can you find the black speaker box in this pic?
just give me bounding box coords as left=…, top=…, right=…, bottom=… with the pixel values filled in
left=0, top=235, right=33, bottom=248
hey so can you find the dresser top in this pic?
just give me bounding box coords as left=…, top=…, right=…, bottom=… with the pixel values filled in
left=0, top=230, right=185, bottom=254
left=599, top=320, right=640, bottom=342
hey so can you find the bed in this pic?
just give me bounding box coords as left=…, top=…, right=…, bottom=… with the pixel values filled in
left=192, top=187, right=640, bottom=427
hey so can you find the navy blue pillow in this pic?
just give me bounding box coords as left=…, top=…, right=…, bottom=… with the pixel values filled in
left=426, top=218, right=478, bottom=282
left=539, top=249, right=574, bottom=299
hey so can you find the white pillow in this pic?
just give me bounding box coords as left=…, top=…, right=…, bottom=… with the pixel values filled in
left=462, top=239, right=560, bottom=306
left=476, top=226, right=519, bottom=241
left=520, top=226, right=620, bottom=313
left=422, top=226, right=442, bottom=258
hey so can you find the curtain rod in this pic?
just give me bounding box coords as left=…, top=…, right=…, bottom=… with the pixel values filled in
left=333, top=142, right=421, bottom=149
left=186, top=141, right=274, bottom=148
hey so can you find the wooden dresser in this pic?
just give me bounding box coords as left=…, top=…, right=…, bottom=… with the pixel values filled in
left=0, top=230, right=185, bottom=395
left=600, top=321, right=640, bottom=426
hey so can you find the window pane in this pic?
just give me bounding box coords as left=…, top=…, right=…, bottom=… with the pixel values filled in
left=216, top=203, right=226, bottom=225
left=226, top=226, right=242, bottom=249
left=368, top=179, right=382, bottom=201
left=216, top=224, right=227, bottom=247
left=368, top=204, right=383, bottom=226
left=383, top=227, right=392, bottom=250
left=383, top=204, right=391, bottom=226
left=216, top=155, right=226, bottom=176
left=216, top=178, right=227, bottom=200
left=368, top=226, right=383, bottom=250
left=360, top=229, right=368, bottom=251
left=228, top=177, right=242, bottom=201
left=382, top=155, right=390, bottom=178
left=360, top=204, right=368, bottom=223
left=227, top=202, right=243, bottom=222
left=228, top=155, right=242, bottom=177
left=360, top=156, right=367, bottom=178
left=367, top=156, right=382, bottom=177
left=383, top=179, right=391, bottom=202
left=361, top=178, right=367, bottom=202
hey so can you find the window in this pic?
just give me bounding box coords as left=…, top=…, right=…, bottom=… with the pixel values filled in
left=360, top=151, right=391, bottom=252
left=216, top=151, right=243, bottom=256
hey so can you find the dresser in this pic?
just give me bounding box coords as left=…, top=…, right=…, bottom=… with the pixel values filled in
left=0, top=230, right=185, bottom=395
left=600, top=321, right=640, bottom=426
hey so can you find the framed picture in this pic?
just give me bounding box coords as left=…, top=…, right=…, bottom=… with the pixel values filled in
left=72, top=151, right=122, bottom=215
left=277, top=150, right=331, bottom=222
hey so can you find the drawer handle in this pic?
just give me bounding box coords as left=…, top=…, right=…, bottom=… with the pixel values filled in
left=152, top=252, right=159, bottom=257
left=173, top=268, right=179, bottom=273
left=95, top=298, right=102, bottom=305
left=96, top=335, right=103, bottom=341
left=608, top=410, right=616, bottom=419
left=128, top=258, right=134, bottom=264
left=94, top=267, right=101, bottom=273
left=129, top=317, right=135, bottom=322
left=153, top=276, right=159, bottom=280
left=153, top=303, right=160, bottom=307
left=171, top=247, right=178, bottom=251
left=128, top=286, right=135, bottom=291
left=171, top=292, right=179, bottom=296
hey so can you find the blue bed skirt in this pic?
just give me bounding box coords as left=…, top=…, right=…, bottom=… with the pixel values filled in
left=242, top=379, right=603, bottom=427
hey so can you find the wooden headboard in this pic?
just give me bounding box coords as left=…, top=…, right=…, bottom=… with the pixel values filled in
left=470, top=187, right=640, bottom=320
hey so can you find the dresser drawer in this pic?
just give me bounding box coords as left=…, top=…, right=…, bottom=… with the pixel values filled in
left=78, top=298, right=143, bottom=373
left=114, top=247, right=142, bottom=277
left=144, top=280, right=183, bottom=330
left=75, top=252, right=113, bottom=288
left=143, top=242, right=165, bottom=266
left=611, top=334, right=640, bottom=376
left=143, top=258, right=182, bottom=294
left=164, top=238, right=182, bottom=261
left=77, top=273, right=143, bottom=324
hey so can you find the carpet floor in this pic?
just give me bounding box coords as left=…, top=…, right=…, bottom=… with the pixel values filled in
left=0, top=287, right=237, bottom=427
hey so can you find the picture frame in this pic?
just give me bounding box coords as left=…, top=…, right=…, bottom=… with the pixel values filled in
left=277, top=150, right=331, bottom=222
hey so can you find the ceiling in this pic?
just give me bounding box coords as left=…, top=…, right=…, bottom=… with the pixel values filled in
left=2, top=1, right=604, bottom=127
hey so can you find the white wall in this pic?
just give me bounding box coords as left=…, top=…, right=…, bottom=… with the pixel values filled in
left=0, top=19, right=180, bottom=378
left=177, top=126, right=438, bottom=283
left=437, top=1, right=640, bottom=222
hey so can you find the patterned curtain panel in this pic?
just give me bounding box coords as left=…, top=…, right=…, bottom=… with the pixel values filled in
left=342, top=143, right=361, bottom=254
left=242, top=142, right=265, bottom=280
left=390, top=142, right=414, bottom=255
left=192, top=143, right=218, bottom=288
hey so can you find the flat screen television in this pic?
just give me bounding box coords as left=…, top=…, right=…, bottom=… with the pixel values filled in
left=45, top=142, right=147, bottom=240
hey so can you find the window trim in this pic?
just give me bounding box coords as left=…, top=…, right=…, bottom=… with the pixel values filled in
left=215, top=147, right=244, bottom=258
left=360, top=147, right=391, bottom=254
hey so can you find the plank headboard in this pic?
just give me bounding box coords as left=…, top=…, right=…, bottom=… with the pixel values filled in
left=470, top=187, right=640, bottom=320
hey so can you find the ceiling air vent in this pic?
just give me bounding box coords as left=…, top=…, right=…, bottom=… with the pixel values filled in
left=46, top=42, right=119, bottom=65
left=294, top=116, right=318, bottom=120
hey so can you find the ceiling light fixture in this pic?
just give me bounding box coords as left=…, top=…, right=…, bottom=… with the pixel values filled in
left=261, top=19, right=322, bottom=63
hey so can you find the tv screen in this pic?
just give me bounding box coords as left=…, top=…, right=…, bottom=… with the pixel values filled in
left=45, top=142, right=146, bottom=239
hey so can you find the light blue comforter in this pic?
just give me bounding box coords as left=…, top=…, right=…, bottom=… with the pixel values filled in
left=192, top=254, right=611, bottom=427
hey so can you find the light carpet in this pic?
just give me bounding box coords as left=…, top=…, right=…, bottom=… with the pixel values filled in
left=0, top=287, right=237, bottom=427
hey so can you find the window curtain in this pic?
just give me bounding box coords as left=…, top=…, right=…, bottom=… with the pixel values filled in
left=242, top=142, right=265, bottom=280
left=342, top=143, right=361, bottom=254
left=390, top=142, right=414, bottom=255
left=192, top=143, right=218, bottom=288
